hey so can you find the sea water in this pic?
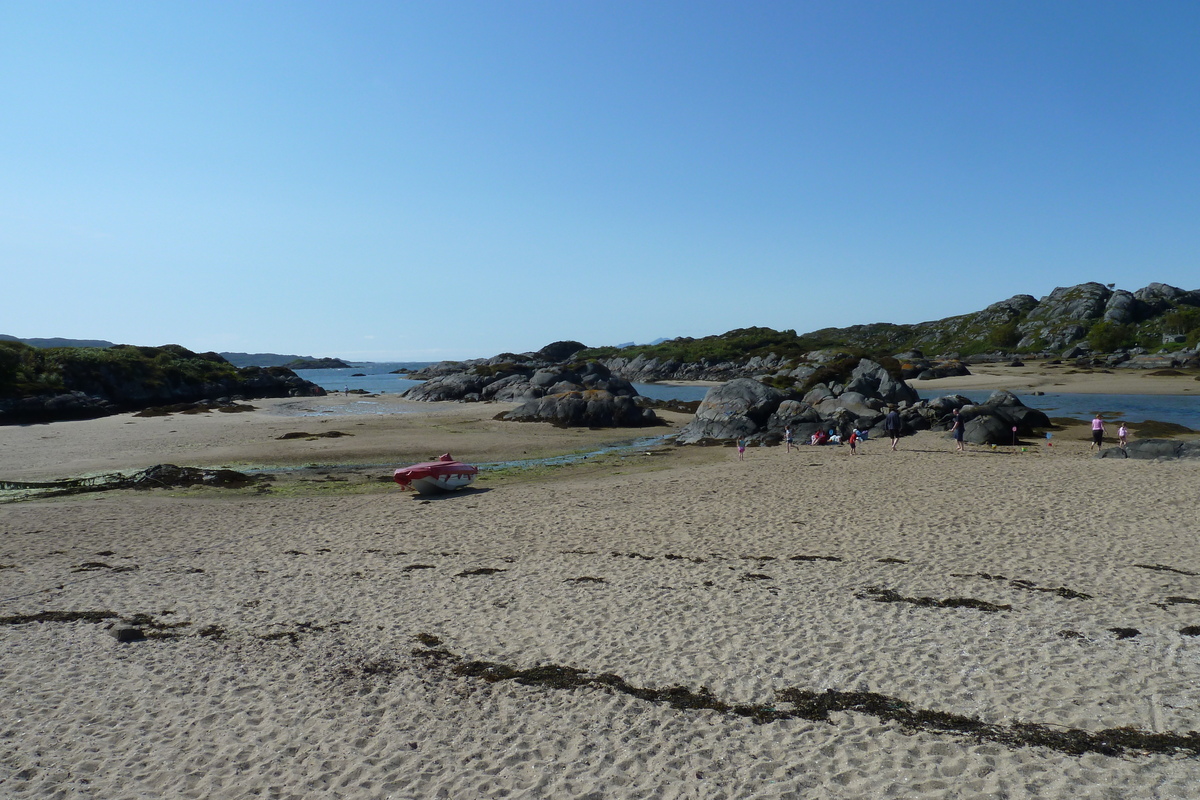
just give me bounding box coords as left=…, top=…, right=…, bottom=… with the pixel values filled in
left=294, top=366, right=1196, bottom=430
left=917, top=390, right=1198, bottom=430
left=296, top=364, right=711, bottom=403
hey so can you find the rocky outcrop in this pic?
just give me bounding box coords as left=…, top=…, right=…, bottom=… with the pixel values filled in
left=677, top=361, right=934, bottom=445
left=673, top=364, right=1059, bottom=448
left=947, top=390, right=1052, bottom=446
left=498, top=390, right=656, bottom=428
left=403, top=360, right=638, bottom=407
left=1097, top=439, right=1200, bottom=460
left=675, top=379, right=787, bottom=444
left=1016, top=283, right=1112, bottom=350
left=0, top=344, right=324, bottom=425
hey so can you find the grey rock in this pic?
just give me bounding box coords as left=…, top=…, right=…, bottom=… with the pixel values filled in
left=402, top=373, right=489, bottom=402
left=962, top=413, right=1013, bottom=445
left=1103, top=290, right=1143, bottom=325
left=480, top=374, right=534, bottom=401
left=675, top=379, right=786, bottom=444
left=1106, top=439, right=1200, bottom=460
left=110, top=624, right=145, bottom=643
left=500, top=390, right=654, bottom=428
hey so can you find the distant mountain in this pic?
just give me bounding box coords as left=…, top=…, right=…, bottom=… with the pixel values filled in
left=0, top=334, right=116, bottom=349
left=218, top=352, right=324, bottom=368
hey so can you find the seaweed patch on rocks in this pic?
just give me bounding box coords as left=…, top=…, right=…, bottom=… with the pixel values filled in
left=1, top=464, right=267, bottom=502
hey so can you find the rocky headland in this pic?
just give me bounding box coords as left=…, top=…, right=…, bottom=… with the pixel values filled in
left=399, top=280, right=1198, bottom=436
left=0, top=342, right=325, bottom=425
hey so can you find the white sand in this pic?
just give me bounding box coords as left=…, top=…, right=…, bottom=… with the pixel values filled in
left=912, top=359, right=1200, bottom=396
left=3, top=398, right=1200, bottom=798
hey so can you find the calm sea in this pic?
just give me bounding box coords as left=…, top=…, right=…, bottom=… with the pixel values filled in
left=294, top=365, right=1196, bottom=430
left=297, top=364, right=711, bottom=403
left=917, top=390, right=1198, bottom=430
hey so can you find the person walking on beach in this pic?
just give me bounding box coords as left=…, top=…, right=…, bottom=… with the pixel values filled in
left=784, top=426, right=794, bottom=453
left=884, top=407, right=902, bottom=451
left=1089, top=414, right=1106, bottom=452
left=1119, top=422, right=1129, bottom=449
left=847, top=428, right=859, bottom=455
left=949, top=408, right=965, bottom=453
left=737, top=436, right=747, bottom=461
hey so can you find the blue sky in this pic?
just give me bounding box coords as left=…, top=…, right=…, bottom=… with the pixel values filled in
left=3, top=2, right=1198, bottom=362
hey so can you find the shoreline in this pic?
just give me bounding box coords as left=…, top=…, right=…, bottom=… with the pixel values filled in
left=910, top=359, right=1200, bottom=396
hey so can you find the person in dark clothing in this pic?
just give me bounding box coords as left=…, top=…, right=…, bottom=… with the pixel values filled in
left=950, top=408, right=965, bottom=453
left=884, top=408, right=902, bottom=451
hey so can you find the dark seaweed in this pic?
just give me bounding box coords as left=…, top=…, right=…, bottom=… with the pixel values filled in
left=413, top=637, right=1200, bottom=758
left=455, top=568, right=506, bottom=577
left=1134, top=564, right=1199, bottom=577
left=856, top=587, right=1012, bottom=613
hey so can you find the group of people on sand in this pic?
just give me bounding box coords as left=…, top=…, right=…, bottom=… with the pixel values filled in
left=746, top=408, right=1131, bottom=460
left=1089, top=414, right=1130, bottom=452
left=743, top=407, right=905, bottom=460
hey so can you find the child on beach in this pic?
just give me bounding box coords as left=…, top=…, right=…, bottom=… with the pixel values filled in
left=784, top=426, right=794, bottom=453
left=1118, top=422, right=1129, bottom=449
left=737, top=437, right=747, bottom=460
left=847, top=429, right=859, bottom=455
left=950, top=408, right=965, bottom=453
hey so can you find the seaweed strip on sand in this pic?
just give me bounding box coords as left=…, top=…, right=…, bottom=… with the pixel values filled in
left=1134, top=564, right=1199, bottom=577
left=410, top=634, right=1200, bottom=758
left=856, top=586, right=1012, bottom=612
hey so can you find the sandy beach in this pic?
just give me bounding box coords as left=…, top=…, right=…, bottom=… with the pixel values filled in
left=911, top=359, right=1200, bottom=396
left=4, top=383, right=1200, bottom=799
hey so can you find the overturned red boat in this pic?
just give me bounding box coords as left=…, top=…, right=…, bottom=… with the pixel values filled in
left=393, top=454, right=478, bottom=495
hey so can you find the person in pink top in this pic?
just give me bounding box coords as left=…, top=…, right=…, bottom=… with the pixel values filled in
left=1089, top=414, right=1106, bottom=451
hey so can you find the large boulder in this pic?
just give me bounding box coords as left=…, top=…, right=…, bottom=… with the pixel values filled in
left=1099, top=439, right=1200, bottom=460
left=675, top=378, right=786, bottom=444
left=1133, top=283, right=1187, bottom=315
left=977, top=390, right=1052, bottom=431
left=962, top=414, right=1013, bottom=445
left=1103, top=290, right=1144, bottom=325
left=844, top=359, right=919, bottom=405
left=402, top=373, right=489, bottom=402
left=480, top=374, right=539, bottom=401
left=499, top=390, right=655, bottom=428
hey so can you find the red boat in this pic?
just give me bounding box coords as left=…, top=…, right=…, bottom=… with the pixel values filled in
left=393, top=454, right=478, bottom=495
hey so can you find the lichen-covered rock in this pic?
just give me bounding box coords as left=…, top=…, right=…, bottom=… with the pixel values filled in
left=1017, top=283, right=1112, bottom=349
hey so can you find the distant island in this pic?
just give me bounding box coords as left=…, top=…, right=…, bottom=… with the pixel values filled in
left=279, top=357, right=351, bottom=369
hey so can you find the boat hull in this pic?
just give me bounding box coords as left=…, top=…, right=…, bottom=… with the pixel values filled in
left=406, top=473, right=477, bottom=495
left=393, top=454, right=479, bottom=495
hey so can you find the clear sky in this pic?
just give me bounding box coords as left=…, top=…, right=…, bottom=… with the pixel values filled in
left=3, top=2, right=1198, bottom=362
